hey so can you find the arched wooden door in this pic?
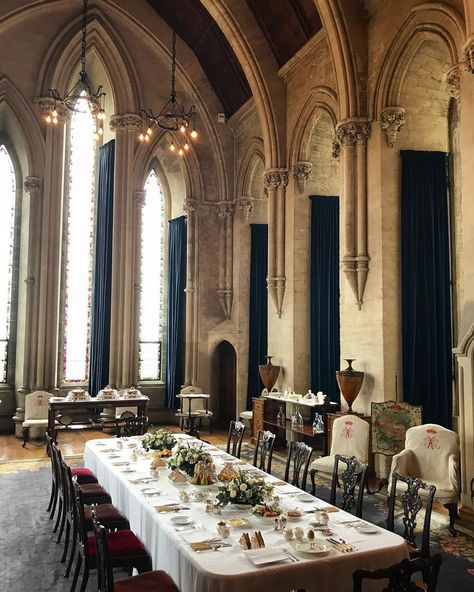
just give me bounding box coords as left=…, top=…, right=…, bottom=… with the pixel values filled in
left=212, top=341, right=237, bottom=428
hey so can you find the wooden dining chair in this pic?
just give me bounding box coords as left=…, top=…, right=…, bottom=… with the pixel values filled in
left=353, top=553, right=442, bottom=592
left=116, top=415, right=148, bottom=437
left=69, top=481, right=152, bottom=592
left=92, top=511, right=180, bottom=592
left=330, top=454, right=368, bottom=518
left=226, top=420, right=246, bottom=458
left=387, top=473, right=436, bottom=559
left=252, top=430, right=276, bottom=474
left=284, top=440, right=313, bottom=491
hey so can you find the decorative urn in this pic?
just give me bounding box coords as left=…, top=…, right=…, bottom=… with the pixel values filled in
left=258, top=356, right=280, bottom=393
left=336, top=359, right=364, bottom=413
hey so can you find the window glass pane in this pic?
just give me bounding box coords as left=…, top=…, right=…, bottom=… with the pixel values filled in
left=139, top=170, right=165, bottom=380
left=0, top=145, right=16, bottom=383
left=63, top=99, right=96, bottom=382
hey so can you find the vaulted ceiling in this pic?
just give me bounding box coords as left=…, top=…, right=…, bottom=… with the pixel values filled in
left=146, top=0, right=322, bottom=117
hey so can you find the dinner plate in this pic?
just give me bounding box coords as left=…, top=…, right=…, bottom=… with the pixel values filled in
left=121, top=467, right=135, bottom=473
left=170, top=515, right=193, bottom=526
left=354, top=523, right=379, bottom=534
left=141, top=488, right=161, bottom=496
left=294, top=540, right=330, bottom=556
left=296, top=493, right=315, bottom=503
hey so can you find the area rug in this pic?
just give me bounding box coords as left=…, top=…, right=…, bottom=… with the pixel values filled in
left=1, top=448, right=473, bottom=592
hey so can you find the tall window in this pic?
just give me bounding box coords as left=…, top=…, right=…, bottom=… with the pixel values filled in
left=139, top=170, right=165, bottom=380
left=62, top=100, right=96, bottom=382
left=0, top=145, right=16, bottom=383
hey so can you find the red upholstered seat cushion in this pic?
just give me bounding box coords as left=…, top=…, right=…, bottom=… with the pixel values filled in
left=80, top=483, right=112, bottom=504
left=114, top=570, right=180, bottom=592
left=71, top=467, right=98, bottom=485
left=84, top=505, right=129, bottom=530
left=87, top=530, right=147, bottom=558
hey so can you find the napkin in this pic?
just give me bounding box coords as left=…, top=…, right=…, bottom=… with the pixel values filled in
left=271, top=481, right=288, bottom=486
left=181, top=528, right=221, bottom=545
left=155, top=504, right=181, bottom=513
left=111, top=461, right=129, bottom=466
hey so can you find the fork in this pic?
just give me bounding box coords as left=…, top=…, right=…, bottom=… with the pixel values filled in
left=282, top=547, right=300, bottom=562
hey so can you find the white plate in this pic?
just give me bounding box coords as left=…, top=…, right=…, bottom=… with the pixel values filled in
left=228, top=518, right=251, bottom=528
left=296, top=493, right=315, bottom=503
left=294, top=541, right=330, bottom=556
left=245, top=548, right=289, bottom=566
left=354, top=523, right=379, bottom=534
left=251, top=514, right=280, bottom=525
left=233, top=503, right=252, bottom=510
left=141, top=488, right=161, bottom=496
left=170, top=515, right=193, bottom=526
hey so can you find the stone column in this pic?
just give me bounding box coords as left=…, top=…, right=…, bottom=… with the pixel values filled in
left=33, top=97, right=68, bottom=390
left=264, top=169, right=289, bottom=317
left=217, top=202, right=235, bottom=320
left=336, top=120, right=370, bottom=309
left=183, top=198, right=197, bottom=385
left=109, top=114, right=142, bottom=388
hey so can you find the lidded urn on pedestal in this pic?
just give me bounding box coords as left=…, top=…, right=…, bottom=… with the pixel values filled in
left=258, top=356, right=280, bottom=393
left=336, top=359, right=364, bottom=413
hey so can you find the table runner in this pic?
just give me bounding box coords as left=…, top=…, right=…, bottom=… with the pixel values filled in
left=84, top=435, right=408, bottom=592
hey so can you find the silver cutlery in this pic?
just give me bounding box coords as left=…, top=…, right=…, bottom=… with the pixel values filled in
left=282, top=547, right=300, bottom=562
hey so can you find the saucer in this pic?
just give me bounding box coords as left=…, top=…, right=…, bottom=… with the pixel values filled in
left=170, top=515, right=193, bottom=526
left=354, top=523, right=379, bottom=534
left=296, top=493, right=314, bottom=503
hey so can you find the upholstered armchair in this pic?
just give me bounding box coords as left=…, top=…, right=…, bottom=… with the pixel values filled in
left=22, top=390, right=53, bottom=447
left=389, top=423, right=460, bottom=535
left=310, top=414, right=370, bottom=495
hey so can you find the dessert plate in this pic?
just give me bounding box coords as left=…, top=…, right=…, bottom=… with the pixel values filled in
left=294, top=540, right=330, bottom=556
left=296, top=493, right=315, bottom=503
left=170, top=515, right=193, bottom=526
left=354, top=523, right=379, bottom=534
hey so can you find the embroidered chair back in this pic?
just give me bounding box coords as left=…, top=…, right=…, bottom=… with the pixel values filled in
left=24, top=391, right=52, bottom=420
left=371, top=401, right=422, bottom=456
left=330, top=414, right=370, bottom=463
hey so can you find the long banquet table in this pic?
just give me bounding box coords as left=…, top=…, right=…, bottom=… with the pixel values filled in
left=84, top=435, right=408, bottom=592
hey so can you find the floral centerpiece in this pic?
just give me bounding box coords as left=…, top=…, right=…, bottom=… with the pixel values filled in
left=216, top=470, right=274, bottom=507
left=141, top=429, right=177, bottom=456
left=167, top=442, right=212, bottom=477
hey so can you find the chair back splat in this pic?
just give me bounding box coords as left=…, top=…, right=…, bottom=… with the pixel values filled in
left=330, top=454, right=368, bottom=518
left=253, top=430, right=276, bottom=474
left=226, top=420, right=246, bottom=458
left=284, top=441, right=313, bottom=491
left=387, top=473, right=436, bottom=558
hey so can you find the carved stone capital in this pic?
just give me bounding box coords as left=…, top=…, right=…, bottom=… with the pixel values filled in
left=34, top=96, right=69, bottom=122
left=332, top=138, right=341, bottom=160
left=263, top=169, right=289, bottom=197
left=24, top=176, right=42, bottom=197
left=464, top=40, right=474, bottom=74
left=446, top=65, right=461, bottom=99
left=336, top=121, right=371, bottom=147
left=24, top=277, right=35, bottom=285
left=217, top=202, right=235, bottom=219
left=293, top=162, right=312, bottom=195
left=237, top=196, right=254, bottom=220
left=134, top=190, right=146, bottom=207
left=183, top=198, right=197, bottom=214
left=379, top=107, right=406, bottom=148
left=110, top=113, right=143, bottom=133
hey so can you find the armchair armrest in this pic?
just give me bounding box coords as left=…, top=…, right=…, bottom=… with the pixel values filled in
left=448, top=453, right=461, bottom=495
left=389, top=448, right=413, bottom=479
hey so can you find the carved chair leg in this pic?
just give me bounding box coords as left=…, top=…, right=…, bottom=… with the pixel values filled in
left=22, top=426, right=29, bottom=448
left=444, top=502, right=458, bottom=536
left=70, top=552, right=82, bottom=592
left=310, top=469, right=317, bottom=496
left=64, top=523, right=77, bottom=577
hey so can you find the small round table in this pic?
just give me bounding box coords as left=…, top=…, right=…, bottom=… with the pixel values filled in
left=175, top=393, right=211, bottom=439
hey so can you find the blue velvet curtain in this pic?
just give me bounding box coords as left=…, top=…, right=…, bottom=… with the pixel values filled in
left=401, top=150, right=452, bottom=427
left=310, top=196, right=340, bottom=400
left=89, top=140, right=115, bottom=397
left=165, top=216, right=187, bottom=409
left=246, top=224, right=268, bottom=409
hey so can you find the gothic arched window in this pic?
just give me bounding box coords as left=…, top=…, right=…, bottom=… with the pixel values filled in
left=61, top=100, right=96, bottom=383
left=0, top=145, right=17, bottom=383
left=139, top=169, right=166, bottom=381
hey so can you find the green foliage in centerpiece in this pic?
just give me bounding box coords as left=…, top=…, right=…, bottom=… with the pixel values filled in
left=141, top=428, right=177, bottom=454
left=216, top=470, right=274, bottom=506
left=166, top=442, right=212, bottom=477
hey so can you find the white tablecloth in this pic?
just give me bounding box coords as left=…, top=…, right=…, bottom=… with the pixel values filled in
left=84, top=435, right=408, bottom=592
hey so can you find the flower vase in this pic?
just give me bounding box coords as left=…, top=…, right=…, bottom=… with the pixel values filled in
left=258, top=356, right=280, bottom=393
left=336, top=359, right=364, bottom=413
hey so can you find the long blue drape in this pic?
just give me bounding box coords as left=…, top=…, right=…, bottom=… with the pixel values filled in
left=310, top=196, right=340, bottom=400
left=401, top=150, right=452, bottom=427
left=246, top=224, right=268, bottom=409
left=166, top=216, right=187, bottom=409
left=89, top=140, right=115, bottom=397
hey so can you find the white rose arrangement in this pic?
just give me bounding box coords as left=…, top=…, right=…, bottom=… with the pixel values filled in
left=141, top=428, right=177, bottom=455
left=216, top=470, right=274, bottom=506
left=167, top=442, right=212, bottom=477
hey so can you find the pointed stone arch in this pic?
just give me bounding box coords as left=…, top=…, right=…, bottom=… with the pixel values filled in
left=372, top=3, right=465, bottom=118
left=236, top=137, right=265, bottom=198
left=0, top=76, right=44, bottom=175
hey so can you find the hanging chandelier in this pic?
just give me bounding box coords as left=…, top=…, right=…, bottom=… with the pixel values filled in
left=45, top=0, right=106, bottom=136
left=139, top=30, right=199, bottom=156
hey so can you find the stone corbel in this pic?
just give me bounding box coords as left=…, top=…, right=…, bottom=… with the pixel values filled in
left=264, top=169, right=289, bottom=318
left=292, top=162, right=312, bottom=195
left=446, top=65, right=461, bottom=99
left=380, top=107, right=406, bottom=148
left=110, top=114, right=143, bottom=133
left=216, top=202, right=235, bottom=320
left=183, top=198, right=197, bottom=214
left=24, top=176, right=42, bottom=198
left=336, top=120, right=371, bottom=309
left=237, top=196, right=255, bottom=220
left=134, top=190, right=145, bottom=208
left=464, top=39, right=474, bottom=74
left=332, top=138, right=341, bottom=160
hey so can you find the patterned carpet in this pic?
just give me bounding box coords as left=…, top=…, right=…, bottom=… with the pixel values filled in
left=1, top=445, right=473, bottom=591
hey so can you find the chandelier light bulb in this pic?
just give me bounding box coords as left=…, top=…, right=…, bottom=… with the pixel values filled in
left=45, top=115, right=52, bottom=123
left=184, top=142, right=189, bottom=151
left=178, top=148, right=184, bottom=156
left=95, top=133, right=100, bottom=141
left=97, top=127, right=103, bottom=136
left=180, top=125, right=186, bottom=133
left=52, top=109, right=58, bottom=118
left=170, top=143, right=175, bottom=152
left=52, top=117, right=58, bottom=124
left=139, top=133, right=144, bottom=141
left=147, top=127, right=153, bottom=136
left=191, top=129, right=197, bottom=139
left=144, top=134, right=150, bottom=142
